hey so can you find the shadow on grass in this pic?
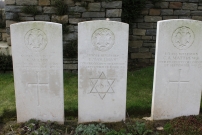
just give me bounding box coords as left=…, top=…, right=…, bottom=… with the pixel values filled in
left=64, top=105, right=152, bottom=119
left=1, top=103, right=202, bottom=124
left=0, top=109, right=16, bottom=123
left=65, top=109, right=78, bottom=118
left=127, top=106, right=151, bottom=118
left=0, top=108, right=77, bottom=124
left=65, top=104, right=202, bottom=119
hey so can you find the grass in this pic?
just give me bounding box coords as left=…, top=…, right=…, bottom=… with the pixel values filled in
left=0, top=66, right=154, bottom=122
left=64, top=66, right=155, bottom=119
left=1, top=66, right=202, bottom=134
left=0, top=72, right=16, bottom=122
left=1, top=66, right=202, bottom=120
left=64, top=72, right=78, bottom=118
left=127, top=67, right=153, bottom=117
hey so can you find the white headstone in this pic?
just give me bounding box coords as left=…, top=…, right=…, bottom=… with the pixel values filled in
left=11, top=22, right=64, bottom=124
left=151, top=19, right=202, bottom=120
left=78, top=20, right=129, bottom=123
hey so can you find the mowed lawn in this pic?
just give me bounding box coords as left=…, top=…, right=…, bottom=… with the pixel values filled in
left=1, top=66, right=201, bottom=122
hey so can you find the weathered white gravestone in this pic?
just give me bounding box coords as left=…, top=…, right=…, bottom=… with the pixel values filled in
left=11, top=22, right=64, bottom=124
left=151, top=19, right=202, bottom=120
left=78, top=21, right=129, bottom=123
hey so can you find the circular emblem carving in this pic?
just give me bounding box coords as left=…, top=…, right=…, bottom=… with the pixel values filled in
left=25, top=29, right=47, bottom=51
left=172, top=26, right=195, bottom=50
left=92, top=28, right=115, bottom=51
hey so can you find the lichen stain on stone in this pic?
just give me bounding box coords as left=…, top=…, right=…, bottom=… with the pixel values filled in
left=49, top=73, right=61, bottom=96
left=79, top=67, right=93, bottom=93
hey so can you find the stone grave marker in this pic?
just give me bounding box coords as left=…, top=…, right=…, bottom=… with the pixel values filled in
left=78, top=20, right=129, bottom=123
left=11, top=22, right=64, bottom=124
left=151, top=19, right=202, bottom=120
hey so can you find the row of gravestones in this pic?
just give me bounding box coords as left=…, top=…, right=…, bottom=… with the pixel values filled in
left=11, top=20, right=202, bottom=124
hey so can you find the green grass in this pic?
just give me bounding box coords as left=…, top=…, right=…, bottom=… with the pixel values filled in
left=127, top=67, right=154, bottom=117
left=64, top=66, right=155, bottom=118
left=64, top=72, right=78, bottom=118
left=1, top=66, right=202, bottom=121
left=0, top=72, right=16, bottom=122
left=1, top=67, right=202, bottom=134
left=0, top=67, right=154, bottom=122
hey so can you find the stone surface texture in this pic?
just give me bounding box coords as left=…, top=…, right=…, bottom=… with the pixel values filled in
left=0, top=41, right=11, bottom=55
left=11, top=21, right=64, bottom=124
left=3, top=1, right=122, bottom=71
left=151, top=19, right=202, bottom=120
left=88, top=3, right=101, bottom=11
left=5, top=0, right=15, bottom=5
left=127, top=0, right=202, bottom=69
left=39, top=0, right=50, bottom=6
left=3, top=0, right=202, bottom=70
left=51, top=15, right=68, bottom=24
left=16, top=0, right=37, bottom=5
left=78, top=20, right=128, bottom=123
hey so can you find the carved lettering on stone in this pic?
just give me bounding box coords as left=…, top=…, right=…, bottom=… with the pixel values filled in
left=151, top=20, right=202, bottom=120
left=11, top=22, right=64, bottom=124
left=78, top=21, right=129, bottom=123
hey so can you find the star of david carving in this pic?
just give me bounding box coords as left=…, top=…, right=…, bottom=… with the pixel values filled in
left=90, top=72, right=115, bottom=99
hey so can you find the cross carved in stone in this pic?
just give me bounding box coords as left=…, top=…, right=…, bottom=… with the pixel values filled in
left=169, top=69, right=189, bottom=91
left=27, top=71, right=49, bottom=106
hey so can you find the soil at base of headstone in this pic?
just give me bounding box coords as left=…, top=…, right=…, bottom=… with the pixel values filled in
left=0, top=124, right=3, bottom=134
left=1, top=114, right=202, bottom=135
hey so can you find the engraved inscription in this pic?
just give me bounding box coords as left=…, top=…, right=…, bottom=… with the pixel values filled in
left=81, top=54, right=126, bottom=69
left=90, top=72, right=115, bottom=99
left=159, top=52, right=202, bottom=68
left=14, top=54, right=60, bottom=70
left=92, top=28, right=115, bottom=51
left=172, top=26, right=194, bottom=50
left=25, top=29, right=48, bottom=51
left=27, top=72, right=49, bottom=106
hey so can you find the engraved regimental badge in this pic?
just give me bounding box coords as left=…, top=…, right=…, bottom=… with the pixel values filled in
left=172, top=26, right=195, bottom=50
left=25, top=29, right=48, bottom=51
left=92, top=28, right=115, bottom=51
